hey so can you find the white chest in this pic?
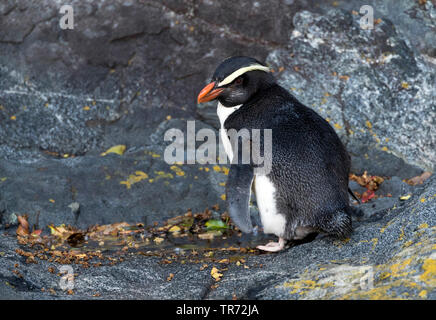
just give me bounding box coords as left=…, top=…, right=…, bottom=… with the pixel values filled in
left=254, top=175, right=286, bottom=237
left=217, top=102, right=241, bottom=163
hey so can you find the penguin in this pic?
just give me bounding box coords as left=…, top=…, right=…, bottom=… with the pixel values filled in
left=197, top=56, right=354, bottom=252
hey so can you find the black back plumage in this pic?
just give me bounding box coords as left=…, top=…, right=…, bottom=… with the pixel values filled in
left=224, top=84, right=353, bottom=239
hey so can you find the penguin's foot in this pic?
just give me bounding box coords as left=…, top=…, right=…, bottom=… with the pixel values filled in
left=256, top=237, right=286, bottom=252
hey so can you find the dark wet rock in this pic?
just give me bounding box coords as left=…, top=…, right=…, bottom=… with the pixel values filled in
left=357, top=197, right=398, bottom=222
left=349, top=174, right=419, bottom=222
left=350, top=147, right=424, bottom=180
left=0, top=0, right=435, bottom=300
left=0, top=147, right=228, bottom=230
left=348, top=180, right=366, bottom=195
left=377, top=176, right=413, bottom=198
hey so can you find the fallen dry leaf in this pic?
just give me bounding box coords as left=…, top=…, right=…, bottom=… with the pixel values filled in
left=66, top=233, right=85, bottom=247
left=350, top=171, right=384, bottom=192
left=339, top=75, right=349, bottom=81
left=48, top=224, right=75, bottom=241
left=153, top=237, right=164, bottom=244
left=31, top=229, right=42, bottom=237
left=211, top=267, right=223, bottom=281
left=100, top=145, right=126, bottom=156
left=361, top=189, right=375, bottom=203
left=88, top=222, right=130, bottom=237
left=400, top=194, right=412, bottom=201
left=406, top=172, right=432, bottom=186
left=16, top=215, right=30, bottom=237
left=168, top=225, right=181, bottom=233
left=200, top=264, right=208, bottom=271
left=198, top=232, right=215, bottom=240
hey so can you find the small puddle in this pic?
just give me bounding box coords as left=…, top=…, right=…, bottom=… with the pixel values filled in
left=15, top=210, right=276, bottom=267
left=69, top=228, right=275, bottom=253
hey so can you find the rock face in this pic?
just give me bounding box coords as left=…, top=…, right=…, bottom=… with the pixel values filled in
left=267, top=9, right=435, bottom=172
left=0, top=0, right=435, bottom=299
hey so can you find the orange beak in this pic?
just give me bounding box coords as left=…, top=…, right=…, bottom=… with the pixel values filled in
left=197, top=82, right=224, bottom=104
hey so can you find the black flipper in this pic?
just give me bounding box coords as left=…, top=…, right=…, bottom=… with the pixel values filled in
left=226, top=164, right=254, bottom=233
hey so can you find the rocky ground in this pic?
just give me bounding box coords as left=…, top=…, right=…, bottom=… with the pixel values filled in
left=0, top=0, right=435, bottom=299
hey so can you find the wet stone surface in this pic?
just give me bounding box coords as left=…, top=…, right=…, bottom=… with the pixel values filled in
left=0, top=0, right=435, bottom=299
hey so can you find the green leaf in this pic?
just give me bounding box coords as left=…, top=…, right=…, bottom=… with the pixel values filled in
left=205, top=219, right=228, bottom=230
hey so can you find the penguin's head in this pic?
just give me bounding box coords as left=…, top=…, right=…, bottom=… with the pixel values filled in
left=197, top=56, right=274, bottom=107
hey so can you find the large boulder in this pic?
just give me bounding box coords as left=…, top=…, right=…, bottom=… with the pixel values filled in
left=266, top=9, right=435, bottom=172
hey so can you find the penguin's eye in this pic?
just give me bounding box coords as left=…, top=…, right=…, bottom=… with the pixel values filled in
left=233, top=77, right=243, bottom=85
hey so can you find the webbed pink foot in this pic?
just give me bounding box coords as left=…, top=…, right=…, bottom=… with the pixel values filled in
left=256, top=237, right=286, bottom=252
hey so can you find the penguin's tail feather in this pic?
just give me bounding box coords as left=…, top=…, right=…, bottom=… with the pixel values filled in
left=321, top=208, right=353, bottom=239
